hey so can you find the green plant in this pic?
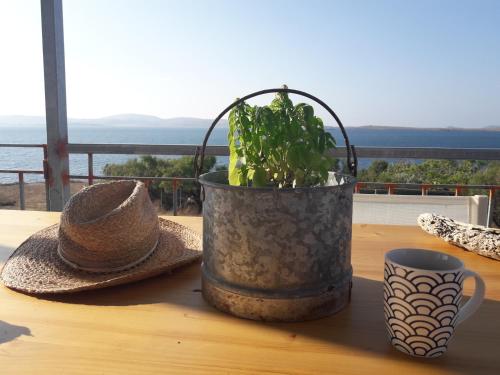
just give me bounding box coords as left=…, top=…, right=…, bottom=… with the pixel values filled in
left=228, top=88, right=336, bottom=188
left=103, top=155, right=216, bottom=208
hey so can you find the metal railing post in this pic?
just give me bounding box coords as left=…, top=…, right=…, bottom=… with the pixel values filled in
left=487, top=188, right=495, bottom=228
left=421, top=184, right=430, bottom=196
left=172, top=179, right=178, bottom=216
left=87, top=153, right=94, bottom=185
left=18, top=172, right=25, bottom=210
left=41, top=0, right=71, bottom=211
left=42, top=144, right=50, bottom=210
left=178, top=184, right=182, bottom=209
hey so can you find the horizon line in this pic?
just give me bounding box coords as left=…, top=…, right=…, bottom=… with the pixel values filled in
left=0, top=114, right=498, bottom=131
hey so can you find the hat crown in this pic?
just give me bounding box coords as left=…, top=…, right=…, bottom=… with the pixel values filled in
left=58, top=180, right=159, bottom=272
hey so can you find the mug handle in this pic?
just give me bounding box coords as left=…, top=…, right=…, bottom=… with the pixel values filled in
left=456, top=269, right=485, bottom=325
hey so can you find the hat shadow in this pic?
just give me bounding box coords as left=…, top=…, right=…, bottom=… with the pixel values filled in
left=41, top=266, right=500, bottom=375
left=41, top=261, right=205, bottom=307
left=0, top=320, right=32, bottom=344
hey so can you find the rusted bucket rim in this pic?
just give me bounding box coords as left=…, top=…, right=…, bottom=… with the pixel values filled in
left=198, top=170, right=356, bottom=192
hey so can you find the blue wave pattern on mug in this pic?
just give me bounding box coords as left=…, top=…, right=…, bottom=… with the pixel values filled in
left=384, top=262, right=465, bottom=358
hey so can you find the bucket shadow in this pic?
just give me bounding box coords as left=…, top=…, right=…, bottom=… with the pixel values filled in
left=0, top=320, right=31, bottom=344
left=39, top=265, right=499, bottom=375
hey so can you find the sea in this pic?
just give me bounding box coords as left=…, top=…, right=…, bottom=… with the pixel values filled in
left=0, top=126, right=499, bottom=183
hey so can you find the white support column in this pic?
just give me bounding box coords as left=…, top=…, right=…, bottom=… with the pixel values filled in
left=40, top=0, right=70, bottom=211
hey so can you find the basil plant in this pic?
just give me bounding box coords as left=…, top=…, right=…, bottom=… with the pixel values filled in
left=228, top=88, right=337, bottom=188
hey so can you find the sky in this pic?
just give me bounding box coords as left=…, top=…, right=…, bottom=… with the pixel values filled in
left=0, top=0, right=499, bottom=128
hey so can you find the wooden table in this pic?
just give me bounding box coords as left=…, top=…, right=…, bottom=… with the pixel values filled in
left=0, top=210, right=498, bottom=374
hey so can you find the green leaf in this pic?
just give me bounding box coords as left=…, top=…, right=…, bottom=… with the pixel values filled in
left=252, top=167, right=267, bottom=187
left=229, top=163, right=241, bottom=185
left=287, top=145, right=301, bottom=169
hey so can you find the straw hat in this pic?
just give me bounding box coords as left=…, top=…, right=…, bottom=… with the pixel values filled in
left=0, top=180, right=202, bottom=294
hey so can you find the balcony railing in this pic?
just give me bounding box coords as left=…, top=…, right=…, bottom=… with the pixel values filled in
left=0, top=143, right=499, bottom=224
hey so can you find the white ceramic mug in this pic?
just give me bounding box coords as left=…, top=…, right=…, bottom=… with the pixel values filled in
left=384, top=248, right=485, bottom=358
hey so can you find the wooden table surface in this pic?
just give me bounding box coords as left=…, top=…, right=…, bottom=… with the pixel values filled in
left=0, top=210, right=498, bottom=375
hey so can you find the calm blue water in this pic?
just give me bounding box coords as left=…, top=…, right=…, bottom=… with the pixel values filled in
left=0, top=126, right=498, bottom=183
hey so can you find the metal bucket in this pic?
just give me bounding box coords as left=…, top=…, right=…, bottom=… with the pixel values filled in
left=194, top=88, right=358, bottom=322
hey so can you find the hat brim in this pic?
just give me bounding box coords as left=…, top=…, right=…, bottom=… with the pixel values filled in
left=0, top=218, right=202, bottom=294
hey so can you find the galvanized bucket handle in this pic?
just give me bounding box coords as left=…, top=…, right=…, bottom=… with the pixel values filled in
left=194, top=87, right=357, bottom=179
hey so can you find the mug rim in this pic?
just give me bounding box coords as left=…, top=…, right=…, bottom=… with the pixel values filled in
left=385, top=248, right=464, bottom=273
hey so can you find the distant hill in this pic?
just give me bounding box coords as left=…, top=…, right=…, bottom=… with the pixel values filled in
left=0, top=114, right=228, bottom=128
left=0, top=114, right=498, bottom=131
left=73, top=114, right=229, bottom=128
left=352, top=125, right=500, bottom=132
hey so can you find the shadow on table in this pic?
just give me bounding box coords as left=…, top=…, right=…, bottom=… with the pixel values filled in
left=0, top=320, right=31, bottom=344
left=41, top=263, right=498, bottom=375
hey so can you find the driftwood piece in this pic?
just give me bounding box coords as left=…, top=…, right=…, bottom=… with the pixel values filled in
left=417, top=213, right=500, bottom=260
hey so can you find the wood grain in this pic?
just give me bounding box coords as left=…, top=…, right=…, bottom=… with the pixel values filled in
left=0, top=210, right=498, bottom=374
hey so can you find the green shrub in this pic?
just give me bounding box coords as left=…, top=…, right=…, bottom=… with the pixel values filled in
left=357, top=160, right=499, bottom=226
left=103, top=155, right=216, bottom=209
